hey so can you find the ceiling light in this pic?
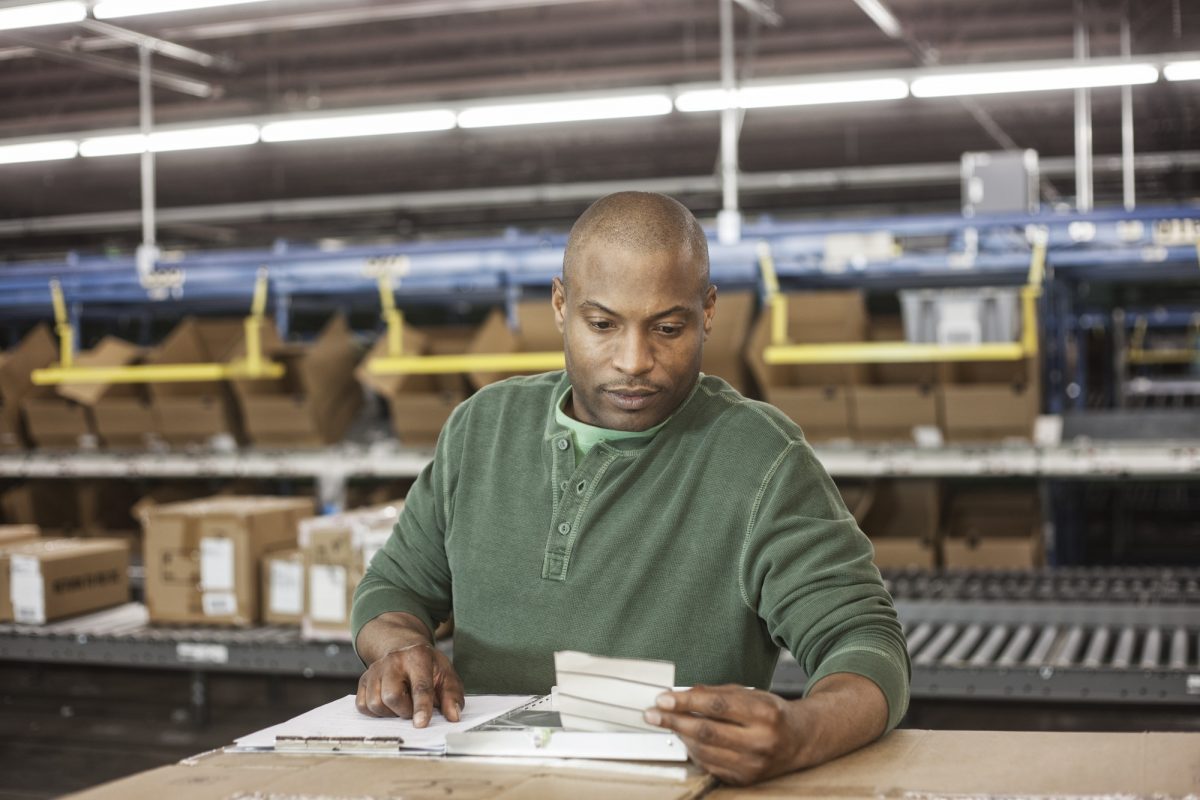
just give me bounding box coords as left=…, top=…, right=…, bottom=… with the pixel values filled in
left=911, top=63, right=1158, bottom=97
left=1163, top=60, right=1200, bottom=82
left=676, top=78, right=909, bottom=111
left=0, top=139, right=77, bottom=165
left=93, top=0, right=272, bottom=19
left=261, top=110, right=456, bottom=143
left=80, top=124, right=259, bottom=157
left=457, top=93, right=672, bottom=128
left=0, top=1, right=86, bottom=31
left=852, top=0, right=903, bottom=39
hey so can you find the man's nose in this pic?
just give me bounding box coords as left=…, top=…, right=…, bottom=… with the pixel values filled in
left=613, top=329, right=654, bottom=376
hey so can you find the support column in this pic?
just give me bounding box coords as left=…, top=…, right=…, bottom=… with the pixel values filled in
left=717, top=0, right=742, bottom=244
left=138, top=44, right=158, bottom=277
left=1120, top=8, right=1136, bottom=210
left=1073, top=2, right=1093, bottom=213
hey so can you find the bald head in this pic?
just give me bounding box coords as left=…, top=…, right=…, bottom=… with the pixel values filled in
left=563, top=192, right=710, bottom=294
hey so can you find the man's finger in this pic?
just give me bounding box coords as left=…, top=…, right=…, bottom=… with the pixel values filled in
left=437, top=666, right=466, bottom=723
left=677, top=739, right=759, bottom=786
left=644, top=708, right=747, bottom=751
left=379, top=670, right=413, bottom=719
left=405, top=651, right=438, bottom=727
left=653, top=685, right=754, bottom=725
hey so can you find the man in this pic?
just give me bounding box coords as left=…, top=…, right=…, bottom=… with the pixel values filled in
left=352, top=191, right=910, bottom=786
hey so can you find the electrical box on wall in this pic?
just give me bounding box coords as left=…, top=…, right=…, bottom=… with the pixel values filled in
left=962, top=150, right=1040, bottom=216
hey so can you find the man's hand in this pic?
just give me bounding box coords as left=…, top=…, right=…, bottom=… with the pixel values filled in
left=354, top=612, right=465, bottom=728
left=643, top=674, right=888, bottom=786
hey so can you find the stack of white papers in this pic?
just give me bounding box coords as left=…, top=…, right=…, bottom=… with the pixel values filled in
left=554, top=651, right=673, bottom=733
left=234, top=694, right=534, bottom=754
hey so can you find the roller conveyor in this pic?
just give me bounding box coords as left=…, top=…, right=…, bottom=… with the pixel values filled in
left=2, top=567, right=1199, bottom=706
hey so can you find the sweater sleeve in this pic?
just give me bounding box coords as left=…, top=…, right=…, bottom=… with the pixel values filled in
left=739, top=440, right=911, bottom=732
left=350, top=405, right=464, bottom=657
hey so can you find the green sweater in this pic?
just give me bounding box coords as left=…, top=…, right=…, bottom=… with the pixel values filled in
left=352, top=372, right=910, bottom=731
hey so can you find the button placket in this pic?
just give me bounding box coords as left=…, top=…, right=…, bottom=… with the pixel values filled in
left=541, top=448, right=622, bottom=581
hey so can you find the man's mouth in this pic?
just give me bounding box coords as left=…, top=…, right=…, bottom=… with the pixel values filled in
left=603, top=387, right=659, bottom=411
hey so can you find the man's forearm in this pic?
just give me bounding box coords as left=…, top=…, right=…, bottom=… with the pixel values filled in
left=788, top=672, right=889, bottom=770
left=355, top=611, right=434, bottom=665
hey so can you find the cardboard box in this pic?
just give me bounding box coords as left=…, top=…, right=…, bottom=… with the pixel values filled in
left=6, top=537, right=129, bottom=625
left=711, top=729, right=1200, bottom=799
left=701, top=289, right=754, bottom=395
left=467, top=300, right=561, bottom=390
left=76, top=480, right=141, bottom=547
left=0, top=324, right=57, bottom=450
left=859, top=479, right=941, bottom=569
left=65, top=747, right=713, bottom=800
left=943, top=486, right=1043, bottom=569
left=852, top=316, right=940, bottom=442
left=939, top=356, right=1039, bottom=442
left=299, top=502, right=403, bottom=641
left=53, top=336, right=155, bottom=449
left=0, top=525, right=42, bottom=622
left=232, top=315, right=363, bottom=447
left=141, top=496, right=313, bottom=626
left=357, top=324, right=473, bottom=446
left=745, top=291, right=866, bottom=441
left=261, top=548, right=304, bottom=625
left=144, top=318, right=251, bottom=446
left=1, top=481, right=78, bottom=534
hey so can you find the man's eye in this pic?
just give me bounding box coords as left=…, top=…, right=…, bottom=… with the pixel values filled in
left=657, top=325, right=682, bottom=336
left=589, top=320, right=615, bottom=330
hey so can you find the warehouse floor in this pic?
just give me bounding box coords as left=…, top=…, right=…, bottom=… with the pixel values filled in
left=2, top=663, right=1198, bottom=799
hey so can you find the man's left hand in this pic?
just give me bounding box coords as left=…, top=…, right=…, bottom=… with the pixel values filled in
left=643, top=684, right=806, bottom=786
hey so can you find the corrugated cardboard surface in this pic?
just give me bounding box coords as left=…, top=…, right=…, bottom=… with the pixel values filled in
left=141, top=496, right=313, bottom=626
left=21, top=389, right=93, bottom=448
left=944, top=486, right=1043, bottom=569
left=0, top=324, right=57, bottom=450
left=6, top=537, right=129, bottom=624
left=232, top=315, right=363, bottom=446
left=2, top=481, right=78, bottom=534
left=710, top=729, right=1200, bottom=798
left=64, top=749, right=713, bottom=800
left=939, top=356, right=1039, bottom=442
left=860, top=480, right=941, bottom=569
left=54, top=337, right=143, bottom=407
left=145, top=318, right=249, bottom=444
left=852, top=385, right=939, bottom=443
left=468, top=300, right=561, bottom=389
left=261, top=548, right=304, bottom=625
left=0, top=525, right=42, bottom=622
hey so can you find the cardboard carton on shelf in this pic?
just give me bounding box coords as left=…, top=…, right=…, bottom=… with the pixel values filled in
left=231, top=314, right=363, bottom=447
left=76, top=480, right=142, bottom=548
left=943, top=486, right=1044, bottom=569
left=261, top=548, right=304, bottom=626
left=0, top=324, right=57, bottom=451
left=0, top=524, right=42, bottom=623
left=299, top=501, right=403, bottom=641
left=5, top=537, right=129, bottom=625
left=851, top=316, right=940, bottom=443
left=745, top=290, right=867, bottom=442
left=51, top=336, right=152, bottom=451
left=144, top=317, right=255, bottom=446
left=858, top=479, right=941, bottom=569
left=140, top=495, right=314, bottom=626
left=467, top=300, right=561, bottom=390
left=1, top=481, right=78, bottom=535
left=357, top=324, right=473, bottom=446
left=938, top=356, right=1039, bottom=443
left=701, top=289, right=755, bottom=395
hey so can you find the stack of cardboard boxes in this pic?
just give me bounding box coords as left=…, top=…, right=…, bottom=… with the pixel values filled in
left=853, top=316, right=939, bottom=443
left=139, top=496, right=313, bottom=626
left=0, top=325, right=57, bottom=450
left=943, top=486, right=1043, bottom=568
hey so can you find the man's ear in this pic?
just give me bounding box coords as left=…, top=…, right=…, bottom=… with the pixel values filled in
left=702, top=284, right=717, bottom=341
left=551, top=276, right=567, bottom=334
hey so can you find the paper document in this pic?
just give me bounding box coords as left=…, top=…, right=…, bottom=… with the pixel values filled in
left=234, top=694, right=534, bottom=753
left=554, top=650, right=673, bottom=732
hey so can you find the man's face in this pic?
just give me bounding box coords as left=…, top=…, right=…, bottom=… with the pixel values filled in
left=552, top=241, right=716, bottom=432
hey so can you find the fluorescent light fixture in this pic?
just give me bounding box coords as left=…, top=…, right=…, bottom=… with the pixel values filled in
left=80, top=124, right=259, bottom=157
left=0, top=139, right=77, bottom=165
left=261, top=110, right=456, bottom=143
left=93, top=0, right=271, bottom=19
left=911, top=63, right=1158, bottom=97
left=852, top=0, right=903, bottom=39
left=1164, top=60, right=1200, bottom=82
left=0, top=1, right=86, bottom=31
left=457, top=93, right=672, bottom=128
left=676, top=78, right=909, bottom=112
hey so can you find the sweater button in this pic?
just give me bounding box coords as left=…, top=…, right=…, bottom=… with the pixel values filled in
left=558, top=522, right=571, bottom=535
left=560, top=481, right=568, bottom=492
left=557, top=439, right=569, bottom=451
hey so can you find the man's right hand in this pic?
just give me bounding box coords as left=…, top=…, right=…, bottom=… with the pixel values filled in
left=354, top=613, right=466, bottom=728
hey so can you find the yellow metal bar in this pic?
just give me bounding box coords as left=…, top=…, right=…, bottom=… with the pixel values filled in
left=756, top=242, right=790, bottom=347
left=1026, top=239, right=1047, bottom=287
left=1018, top=285, right=1039, bottom=357
left=1127, top=348, right=1199, bottom=365
left=764, top=341, right=1027, bottom=365
left=50, top=280, right=74, bottom=369
left=32, top=361, right=286, bottom=385
left=377, top=274, right=404, bottom=357
left=368, top=352, right=566, bottom=375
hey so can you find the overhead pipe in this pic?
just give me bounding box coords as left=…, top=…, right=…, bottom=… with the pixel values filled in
left=717, top=0, right=741, bottom=244
left=1074, top=0, right=1093, bottom=212
left=1120, top=6, right=1136, bottom=210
